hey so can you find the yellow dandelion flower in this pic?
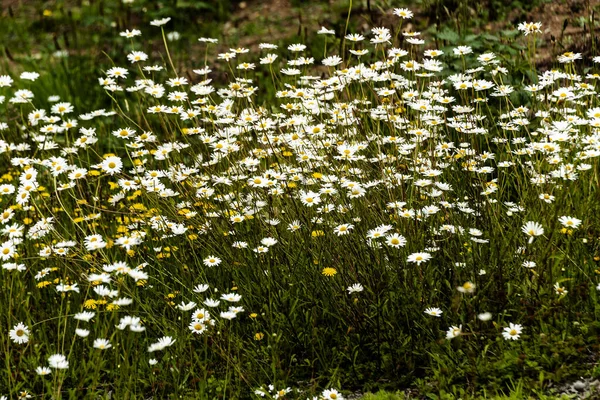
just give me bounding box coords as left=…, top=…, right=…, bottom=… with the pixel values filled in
left=322, top=267, right=337, bottom=277
left=84, top=299, right=97, bottom=309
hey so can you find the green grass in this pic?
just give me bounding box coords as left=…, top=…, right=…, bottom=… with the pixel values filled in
left=1, top=1, right=600, bottom=400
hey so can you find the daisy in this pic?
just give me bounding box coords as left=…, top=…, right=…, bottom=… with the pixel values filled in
left=193, top=284, right=210, bottom=293
left=347, top=283, right=364, bottom=294
left=502, top=323, right=523, bottom=340
left=36, top=366, right=51, bottom=376
left=75, top=329, right=90, bottom=337
left=48, top=354, right=69, bottom=369
left=478, top=312, right=492, bottom=321
left=424, top=307, right=442, bottom=317
left=522, top=221, right=544, bottom=243
left=93, top=338, right=112, bottom=350
left=100, top=156, right=123, bottom=175
left=407, top=252, right=432, bottom=265
left=554, top=282, right=568, bottom=296
left=322, top=389, right=344, bottom=400
left=203, top=256, right=222, bottom=267
left=150, top=17, right=171, bottom=27
left=457, top=282, right=476, bottom=294
left=73, top=311, right=95, bottom=322
left=446, top=325, right=462, bottom=340
left=189, top=320, right=206, bottom=334
left=220, top=293, right=242, bottom=302
left=386, top=233, right=407, bottom=248
left=334, top=224, right=353, bottom=236
left=558, top=216, right=582, bottom=229
left=9, top=322, right=30, bottom=344
left=393, top=8, right=413, bottom=18
left=148, top=336, right=176, bottom=352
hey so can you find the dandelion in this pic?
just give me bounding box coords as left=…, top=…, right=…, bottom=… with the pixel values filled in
left=322, top=267, right=337, bottom=277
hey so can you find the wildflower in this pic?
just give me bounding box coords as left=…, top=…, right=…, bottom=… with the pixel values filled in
left=517, top=22, right=542, bottom=36
left=317, top=26, right=335, bottom=35
left=74, top=311, right=95, bottom=322
left=126, top=51, right=148, bottom=63
left=347, top=283, right=364, bottom=294
left=502, top=323, right=523, bottom=340
left=177, top=301, right=197, bottom=311
left=9, top=322, right=30, bottom=344
left=48, top=354, right=69, bottom=369
left=93, top=338, right=112, bottom=350
left=203, top=299, right=221, bottom=308
left=221, top=293, right=242, bottom=302
left=478, top=312, right=492, bottom=321
left=558, top=216, right=581, bottom=229
left=322, top=267, right=337, bottom=277
left=393, top=8, right=413, bottom=19
left=36, top=366, right=51, bottom=376
left=522, top=221, right=544, bottom=243
left=193, top=284, right=210, bottom=293
left=150, top=17, right=171, bottom=27
left=557, top=52, right=582, bottom=64
left=120, top=29, right=141, bottom=38
left=334, top=224, right=353, bottom=236
left=407, top=252, right=432, bottom=265
left=453, top=46, right=473, bottom=56
left=322, top=389, right=344, bottom=400
left=554, top=282, right=568, bottom=296
left=322, top=55, right=343, bottom=67
left=75, top=329, right=90, bottom=337
left=457, top=282, right=476, bottom=294
left=148, top=336, right=176, bottom=352
left=100, top=156, right=123, bottom=175
left=299, top=191, right=321, bottom=207
left=446, top=325, right=462, bottom=340
left=220, top=311, right=237, bottom=320
left=424, top=307, right=442, bottom=317
left=203, top=256, right=222, bottom=267
left=386, top=233, right=407, bottom=248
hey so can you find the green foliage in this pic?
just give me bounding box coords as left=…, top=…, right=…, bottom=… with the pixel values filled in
left=1, top=1, right=600, bottom=400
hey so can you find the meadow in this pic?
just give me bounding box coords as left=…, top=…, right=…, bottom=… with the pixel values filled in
left=1, top=0, right=600, bottom=399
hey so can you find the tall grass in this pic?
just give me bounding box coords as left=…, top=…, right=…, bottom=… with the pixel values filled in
left=0, top=7, right=599, bottom=400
